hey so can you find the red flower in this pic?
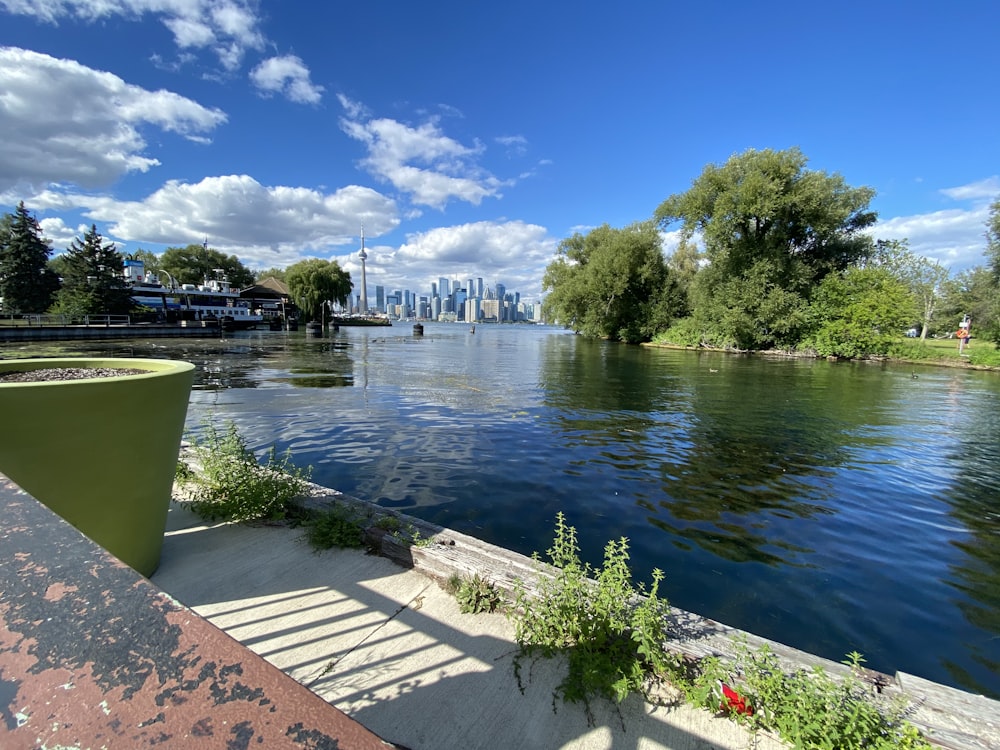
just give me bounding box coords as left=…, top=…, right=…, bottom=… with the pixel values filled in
left=720, top=681, right=755, bottom=716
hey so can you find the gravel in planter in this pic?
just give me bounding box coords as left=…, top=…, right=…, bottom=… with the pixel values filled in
left=0, top=367, right=150, bottom=382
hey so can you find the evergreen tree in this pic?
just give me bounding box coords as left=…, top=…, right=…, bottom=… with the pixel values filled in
left=52, top=225, right=134, bottom=317
left=0, top=202, right=59, bottom=314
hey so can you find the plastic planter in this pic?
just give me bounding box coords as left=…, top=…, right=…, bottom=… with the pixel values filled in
left=0, top=357, right=195, bottom=576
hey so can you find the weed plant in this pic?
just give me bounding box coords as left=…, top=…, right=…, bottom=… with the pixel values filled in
left=450, top=574, right=504, bottom=614
left=511, top=512, right=673, bottom=717
left=183, top=419, right=311, bottom=522
left=680, top=639, right=931, bottom=749
left=304, top=505, right=365, bottom=550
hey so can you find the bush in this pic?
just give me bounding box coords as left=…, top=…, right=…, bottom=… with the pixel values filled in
left=304, top=504, right=365, bottom=549
left=184, top=419, right=311, bottom=522
left=679, top=640, right=931, bottom=749
left=511, top=513, right=673, bottom=717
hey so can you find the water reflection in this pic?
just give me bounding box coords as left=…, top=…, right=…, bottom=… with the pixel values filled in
left=940, top=382, right=1000, bottom=695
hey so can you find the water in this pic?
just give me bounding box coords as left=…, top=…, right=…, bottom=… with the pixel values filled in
left=9, top=322, right=1000, bottom=697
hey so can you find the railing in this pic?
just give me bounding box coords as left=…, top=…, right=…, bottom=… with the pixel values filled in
left=0, top=313, right=133, bottom=327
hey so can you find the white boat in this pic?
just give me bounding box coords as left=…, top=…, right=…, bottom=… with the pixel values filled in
left=124, top=260, right=264, bottom=330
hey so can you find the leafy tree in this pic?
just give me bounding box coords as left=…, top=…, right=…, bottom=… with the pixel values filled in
left=939, top=266, right=997, bottom=342
left=690, top=258, right=810, bottom=350
left=158, top=243, right=254, bottom=288
left=654, top=147, right=877, bottom=349
left=51, top=225, right=134, bottom=317
left=0, top=202, right=59, bottom=314
left=286, top=258, right=352, bottom=322
left=542, top=222, right=685, bottom=343
left=805, top=266, right=915, bottom=358
left=986, top=197, right=1000, bottom=282
left=869, top=239, right=949, bottom=341
left=255, top=267, right=288, bottom=282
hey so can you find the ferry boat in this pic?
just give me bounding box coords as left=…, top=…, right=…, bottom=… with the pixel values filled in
left=123, top=260, right=263, bottom=330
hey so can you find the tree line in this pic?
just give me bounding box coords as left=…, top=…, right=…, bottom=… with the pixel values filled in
left=0, top=202, right=352, bottom=322
left=543, top=147, right=1000, bottom=357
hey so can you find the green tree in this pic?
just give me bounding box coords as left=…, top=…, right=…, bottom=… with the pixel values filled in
left=870, top=239, right=949, bottom=341
left=0, top=202, right=59, bottom=314
left=805, top=265, right=915, bottom=358
left=939, top=266, right=997, bottom=342
left=286, top=258, right=352, bottom=322
left=158, top=243, right=254, bottom=288
left=654, top=148, right=877, bottom=349
left=255, top=267, right=288, bottom=282
left=986, top=197, right=1000, bottom=282
left=51, top=225, right=134, bottom=317
left=542, top=222, right=685, bottom=343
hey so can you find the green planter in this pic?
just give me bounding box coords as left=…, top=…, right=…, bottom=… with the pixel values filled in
left=0, top=358, right=195, bottom=576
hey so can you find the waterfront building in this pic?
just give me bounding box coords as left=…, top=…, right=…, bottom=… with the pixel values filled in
left=375, top=285, right=385, bottom=311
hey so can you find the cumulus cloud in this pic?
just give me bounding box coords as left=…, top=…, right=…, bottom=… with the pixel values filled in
left=43, top=174, right=400, bottom=268
left=250, top=55, right=323, bottom=104
left=38, top=216, right=88, bottom=251
left=379, top=220, right=557, bottom=299
left=0, top=47, right=227, bottom=192
left=873, top=176, right=999, bottom=269
left=0, top=0, right=266, bottom=70
left=338, top=95, right=509, bottom=209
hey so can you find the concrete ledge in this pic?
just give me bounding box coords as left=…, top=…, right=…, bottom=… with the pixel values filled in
left=0, top=476, right=396, bottom=749
left=297, top=485, right=1000, bottom=750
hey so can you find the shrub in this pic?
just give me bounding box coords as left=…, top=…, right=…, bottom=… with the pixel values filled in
left=304, top=504, right=365, bottom=549
left=679, top=640, right=931, bottom=749
left=184, top=419, right=311, bottom=522
left=511, top=513, right=673, bottom=717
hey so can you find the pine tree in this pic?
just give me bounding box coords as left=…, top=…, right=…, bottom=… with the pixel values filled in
left=52, top=225, right=134, bottom=317
left=0, top=202, right=59, bottom=314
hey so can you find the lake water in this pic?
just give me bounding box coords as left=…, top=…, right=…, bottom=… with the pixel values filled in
left=11, top=322, right=1000, bottom=697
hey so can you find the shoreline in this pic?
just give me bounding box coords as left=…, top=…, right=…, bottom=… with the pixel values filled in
left=643, top=340, right=1000, bottom=373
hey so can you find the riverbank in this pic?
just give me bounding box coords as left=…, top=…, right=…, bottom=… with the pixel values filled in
left=152, top=473, right=1000, bottom=750
left=644, top=339, right=1000, bottom=373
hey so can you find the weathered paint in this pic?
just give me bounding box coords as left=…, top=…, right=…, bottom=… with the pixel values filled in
left=0, top=476, right=397, bottom=750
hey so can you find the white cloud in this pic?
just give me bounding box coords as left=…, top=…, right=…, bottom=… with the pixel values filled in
left=496, top=134, right=528, bottom=157
left=940, top=176, right=1000, bottom=202
left=0, top=0, right=266, bottom=70
left=38, top=216, right=88, bottom=251
left=0, top=47, right=226, bottom=192
left=38, top=174, right=400, bottom=268
left=250, top=55, right=323, bottom=105
left=874, top=177, right=998, bottom=269
left=366, top=220, right=557, bottom=299
left=338, top=95, right=509, bottom=209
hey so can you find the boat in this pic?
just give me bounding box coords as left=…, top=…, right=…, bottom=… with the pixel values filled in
left=123, top=260, right=264, bottom=330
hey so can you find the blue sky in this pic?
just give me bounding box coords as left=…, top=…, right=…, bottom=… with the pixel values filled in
left=1, top=1, right=997, bottom=303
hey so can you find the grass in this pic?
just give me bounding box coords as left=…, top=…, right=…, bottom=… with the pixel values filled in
left=890, top=336, right=1000, bottom=367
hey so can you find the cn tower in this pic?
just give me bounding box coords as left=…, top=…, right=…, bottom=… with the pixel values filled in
left=358, top=225, right=368, bottom=315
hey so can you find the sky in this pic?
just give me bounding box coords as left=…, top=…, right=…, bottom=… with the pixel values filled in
left=1, top=1, right=998, bottom=304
